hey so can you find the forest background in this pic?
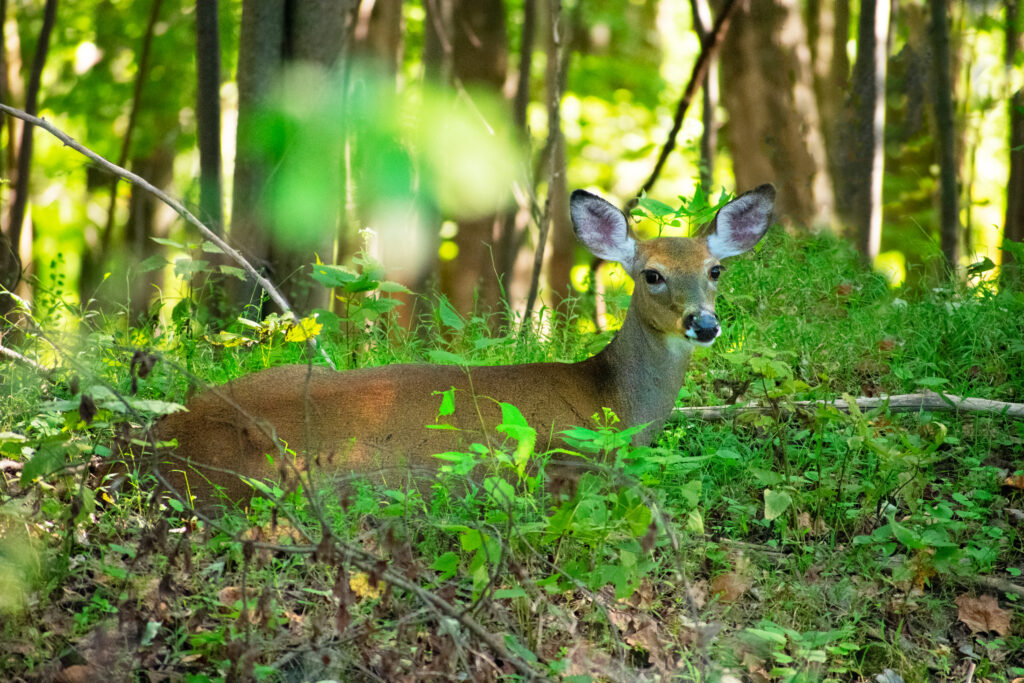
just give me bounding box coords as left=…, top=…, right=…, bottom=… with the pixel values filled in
left=2, top=0, right=1022, bottom=327
left=2, top=1, right=1024, bottom=681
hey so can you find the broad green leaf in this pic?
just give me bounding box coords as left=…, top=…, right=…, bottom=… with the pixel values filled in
left=438, top=296, right=465, bottom=330
left=763, top=488, right=792, bottom=521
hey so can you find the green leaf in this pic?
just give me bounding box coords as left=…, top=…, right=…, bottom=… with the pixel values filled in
left=431, top=551, right=459, bottom=577
left=437, top=296, right=465, bottom=330
left=915, top=376, right=948, bottom=389
left=20, top=441, right=67, bottom=484
left=435, top=387, right=456, bottom=417
left=493, top=587, right=528, bottom=599
left=218, top=265, right=248, bottom=281
left=763, top=488, right=792, bottom=521
left=635, top=196, right=676, bottom=218
left=890, top=521, right=924, bottom=549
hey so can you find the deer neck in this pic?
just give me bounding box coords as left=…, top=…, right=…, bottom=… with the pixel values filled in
left=586, top=303, right=693, bottom=442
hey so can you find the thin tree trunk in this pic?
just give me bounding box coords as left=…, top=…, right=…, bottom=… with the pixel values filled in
left=494, top=0, right=536, bottom=306
left=2, top=0, right=57, bottom=323
left=127, top=146, right=174, bottom=319
left=807, top=0, right=849, bottom=202
left=840, top=0, right=889, bottom=262
left=230, top=0, right=285, bottom=313
left=445, top=0, right=509, bottom=315
left=1002, top=0, right=1024, bottom=286
left=690, top=0, right=717, bottom=190
left=523, top=0, right=562, bottom=324
left=544, top=0, right=573, bottom=311
left=931, top=0, right=961, bottom=273
left=195, top=0, right=223, bottom=233
left=81, top=0, right=163, bottom=301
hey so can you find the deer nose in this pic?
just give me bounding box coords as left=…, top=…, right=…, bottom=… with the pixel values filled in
left=684, top=311, right=720, bottom=344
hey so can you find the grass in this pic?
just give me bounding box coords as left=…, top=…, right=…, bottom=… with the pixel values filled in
left=1, top=228, right=1022, bottom=681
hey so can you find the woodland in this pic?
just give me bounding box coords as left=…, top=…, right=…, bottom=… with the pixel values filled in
left=0, top=0, right=1023, bottom=681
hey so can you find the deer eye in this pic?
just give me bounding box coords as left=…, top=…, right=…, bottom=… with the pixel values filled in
left=709, top=265, right=723, bottom=281
left=643, top=270, right=664, bottom=286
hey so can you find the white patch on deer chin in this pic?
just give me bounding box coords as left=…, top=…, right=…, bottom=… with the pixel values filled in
left=665, top=335, right=695, bottom=356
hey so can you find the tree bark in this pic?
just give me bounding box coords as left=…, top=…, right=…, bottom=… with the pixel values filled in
left=807, top=0, right=849, bottom=201
left=1002, top=0, right=1024, bottom=286
left=126, top=146, right=174, bottom=320
left=542, top=0, right=572, bottom=311
left=195, top=0, right=223, bottom=234
left=230, top=1, right=352, bottom=315
left=717, top=0, right=834, bottom=229
left=930, top=0, right=961, bottom=274
left=444, top=0, right=509, bottom=315
left=2, top=0, right=57, bottom=326
left=229, top=1, right=284, bottom=314
left=837, top=0, right=889, bottom=262
left=690, top=0, right=718, bottom=190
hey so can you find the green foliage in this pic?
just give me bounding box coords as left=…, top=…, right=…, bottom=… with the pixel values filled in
left=1, top=219, right=1023, bottom=679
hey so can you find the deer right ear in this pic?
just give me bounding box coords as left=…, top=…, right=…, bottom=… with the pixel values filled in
left=570, top=190, right=637, bottom=268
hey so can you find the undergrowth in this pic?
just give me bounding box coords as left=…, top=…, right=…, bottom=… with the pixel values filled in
left=1, top=226, right=1022, bottom=681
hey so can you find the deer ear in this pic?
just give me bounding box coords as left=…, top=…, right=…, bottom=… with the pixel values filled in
left=570, top=190, right=636, bottom=268
left=706, top=184, right=776, bottom=259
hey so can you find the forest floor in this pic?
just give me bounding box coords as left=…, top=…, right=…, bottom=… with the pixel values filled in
left=1, top=230, right=1022, bottom=681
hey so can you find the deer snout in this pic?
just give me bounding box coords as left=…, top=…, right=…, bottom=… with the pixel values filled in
left=684, top=310, right=720, bottom=345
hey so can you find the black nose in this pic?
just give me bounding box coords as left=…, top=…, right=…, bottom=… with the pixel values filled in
left=686, top=311, right=720, bottom=343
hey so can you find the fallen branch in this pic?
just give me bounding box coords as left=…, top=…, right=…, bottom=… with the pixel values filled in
left=0, top=103, right=335, bottom=370
left=0, top=341, right=48, bottom=372
left=674, top=392, right=1024, bottom=421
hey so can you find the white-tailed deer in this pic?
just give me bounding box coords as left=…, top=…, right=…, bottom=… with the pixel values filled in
left=149, top=185, right=775, bottom=506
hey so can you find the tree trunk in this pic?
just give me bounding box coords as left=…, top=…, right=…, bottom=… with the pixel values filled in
left=195, top=0, right=223, bottom=234
left=126, top=146, right=174, bottom=320
left=230, top=0, right=352, bottom=315
left=444, top=0, right=509, bottom=315
left=2, top=0, right=57, bottom=324
left=354, top=0, right=404, bottom=74
left=229, top=1, right=284, bottom=314
left=836, top=0, right=889, bottom=262
left=930, top=0, right=961, bottom=274
left=544, top=0, right=572, bottom=310
left=1002, top=0, right=1023, bottom=286
left=807, top=0, right=849, bottom=199
left=691, top=0, right=718, bottom=190
left=717, top=0, right=834, bottom=229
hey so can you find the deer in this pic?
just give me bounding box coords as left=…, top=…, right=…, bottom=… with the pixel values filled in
left=145, top=184, right=776, bottom=508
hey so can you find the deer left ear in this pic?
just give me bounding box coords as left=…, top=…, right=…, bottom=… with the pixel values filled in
left=706, top=184, right=776, bottom=259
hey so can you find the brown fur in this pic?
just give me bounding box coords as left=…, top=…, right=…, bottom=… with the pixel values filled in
left=136, top=185, right=776, bottom=509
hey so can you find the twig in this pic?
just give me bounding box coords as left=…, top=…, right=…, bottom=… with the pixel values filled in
left=628, top=0, right=738, bottom=209
left=0, top=103, right=336, bottom=370
left=673, top=392, right=1024, bottom=422
left=0, top=341, right=47, bottom=371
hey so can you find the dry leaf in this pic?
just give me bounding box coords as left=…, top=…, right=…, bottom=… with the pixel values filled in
left=955, top=594, right=1012, bottom=636
left=626, top=620, right=672, bottom=674
left=687, top=579, right=709, bottom=609
left=796, top=511, right=829, bottom=537
left=710, top=572, right=750, bottom=603
left=877, top=338, right=899, bottom=352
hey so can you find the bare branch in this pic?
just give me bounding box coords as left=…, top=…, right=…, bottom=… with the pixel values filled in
left=0, top=103, right=336, bottom=370
left=629, top=0, right=738, bottom=209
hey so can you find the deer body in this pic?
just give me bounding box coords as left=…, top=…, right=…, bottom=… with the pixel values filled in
left=152, top=185, right=775, bottom=506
